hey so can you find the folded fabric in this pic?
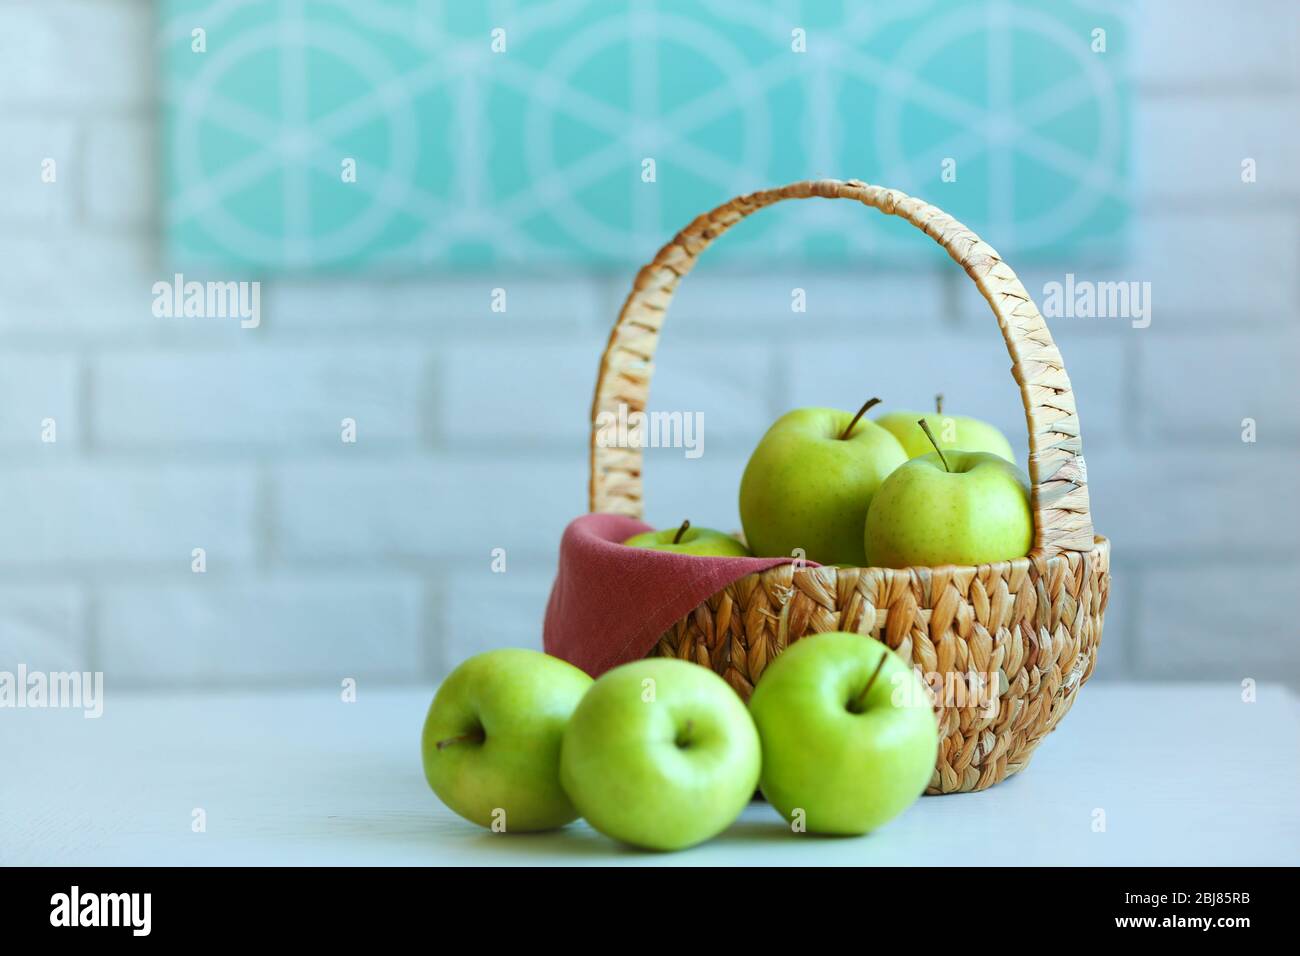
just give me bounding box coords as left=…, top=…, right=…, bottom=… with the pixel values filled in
left=543, top=512, right=808, bottom=676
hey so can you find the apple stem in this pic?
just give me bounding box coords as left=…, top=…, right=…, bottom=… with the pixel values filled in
left=435, top=729, right=485, bottom=751
left=676, top=719, right=695, bottom=749
left=849, top=655, right=889, bottom=713
left=672, top=519, right=691, bottom=545
left=839, top=397, right=882, bottom=440
left=935, top=393, right=944, bottom=415
left=917, top=418, right=951, bottom=472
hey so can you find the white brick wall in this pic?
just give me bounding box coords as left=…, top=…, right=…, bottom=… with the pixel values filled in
left=1085, top=447, right=1300, bottom=560
left=0, top=354, right=81, bottom=446
left=1132, top=0, right=1299, bottom=89
left=662, top=270, right=948, bottom=334
left=439, top=568, right=555, bottom=674
left=1130, top=212, right=1297, bottom=321
left=958, top=213, right=1298, bottom=327
left=0, top=1, right=1296, bottom=687
left=1134, top=564, right=1300, bottom=679
left=0, top=464, right=259, bottom=567
left=1138, top=330, right=1300, bottom=443
left=83, top=115, right=156, bottom=227
left=0, top=117, right=79, bottom=223
left=439, top=339, right=609, bottom=448
left=1135, top=96, right=1300, bottom=203
left=0, top=586, right=87, bottom=671
left=271, top=457, right=587, bottom=562
left=97, top=573, right=426, bottom=686
left=93, top=347, right=428, bottom=449
left=263, top=275, right=607, bottom=338
left=0, top=233, right=162, bottom=340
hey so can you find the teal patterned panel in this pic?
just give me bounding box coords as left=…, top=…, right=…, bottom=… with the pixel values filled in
left=162, top=0, right=1129, bottom=271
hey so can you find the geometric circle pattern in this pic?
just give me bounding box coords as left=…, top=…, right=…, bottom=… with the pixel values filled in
left=163, top=0, right=1128, bottom=271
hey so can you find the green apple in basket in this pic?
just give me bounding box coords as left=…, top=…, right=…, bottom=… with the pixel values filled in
left=561, top=658, right=761, bottom=851
left=876, top=394, right=1016, bottom=463
left=421, top=649, right=593, bottom=831
left=749, top=631, right=939, bottom=835
left=865, top=420, right=1033, bottom=568
left=623, top=519, right=752, bottom=557
left=739, top=399, right=908, bottom=566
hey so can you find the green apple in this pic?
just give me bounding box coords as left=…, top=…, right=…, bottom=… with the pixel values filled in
left=623, top=519, right=752, bottom=557
left=739, top=399, right=908, bottom=565
left=560, top=658, right=760, bottom=851
left=748, top=631, right=938, bottom=835
left=876, top=394, right=1015, bottom=463
left=421, top=648, right=593, bottom=832
left=864, top=424, right=1033, bottom=568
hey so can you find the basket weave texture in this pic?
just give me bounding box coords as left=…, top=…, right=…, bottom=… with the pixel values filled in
left=588, top=179, right=1110, bottom=794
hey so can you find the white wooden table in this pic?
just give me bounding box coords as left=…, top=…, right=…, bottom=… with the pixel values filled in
left=3, top=683, right=1298, bottom=866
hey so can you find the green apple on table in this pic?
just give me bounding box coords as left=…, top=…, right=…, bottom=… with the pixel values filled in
left=739, top=399, right=908, bottom=566
left=623, top=519, right=752, bottom=557
left=421, top=648, right=593, bottom=832
left=876, top=393, right=1016, bottom=463
left=865, top=419, right=1033, bottom=568
left=560, top=658, right=761, bottom=851
left=748, top=631, right=939, bottom=835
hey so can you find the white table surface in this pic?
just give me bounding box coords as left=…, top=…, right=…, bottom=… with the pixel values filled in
left=3, top=682, right=1298, bottom=866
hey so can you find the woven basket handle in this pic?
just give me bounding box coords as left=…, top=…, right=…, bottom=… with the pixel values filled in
left=588, top=179, right=1093, bottom=557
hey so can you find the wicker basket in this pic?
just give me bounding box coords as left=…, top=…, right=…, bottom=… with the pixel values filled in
left=588, top=179, right=1109, bottom=794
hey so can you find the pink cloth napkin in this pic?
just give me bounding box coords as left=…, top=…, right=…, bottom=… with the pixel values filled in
left=543, top=513, right=808, bottom=677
